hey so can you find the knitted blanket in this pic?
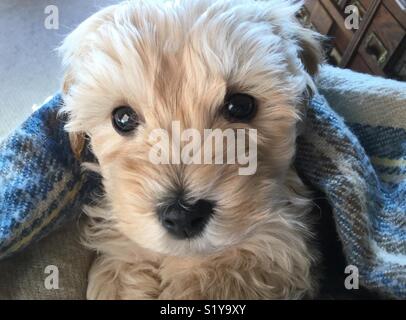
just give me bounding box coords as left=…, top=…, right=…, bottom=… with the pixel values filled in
left=0, top=95, right=98, bottom=259
left=0, top=66, right=405, bottom=298
left=296, top=66, right=406, bottom=298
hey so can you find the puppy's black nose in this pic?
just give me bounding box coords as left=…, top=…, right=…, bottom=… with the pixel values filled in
left=158, top=198, right=215, bottom=239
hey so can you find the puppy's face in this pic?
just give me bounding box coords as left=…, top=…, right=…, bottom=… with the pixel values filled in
left=61, top=0, right=321, bottom=256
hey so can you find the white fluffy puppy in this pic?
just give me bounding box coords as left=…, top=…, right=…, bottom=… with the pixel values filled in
left=60, top=0, right=322, bottom=299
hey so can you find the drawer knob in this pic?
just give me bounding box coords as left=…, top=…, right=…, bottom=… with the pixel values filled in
left=364, top=32, right=388, bottom=66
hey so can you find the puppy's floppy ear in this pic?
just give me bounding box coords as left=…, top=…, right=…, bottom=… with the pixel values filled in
left=292, top=11, right=323, bottom=136
left=295, top=26, right=323, bottom=78
left=69, top=132, right=86, bottom=160
left=294, top=27, right=321, bottom=136
left=258, top=0, right=323, bottom=78
left=59, top=5, right=117, bottom=159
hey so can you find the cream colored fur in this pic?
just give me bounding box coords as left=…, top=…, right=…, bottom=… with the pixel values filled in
left=60, top=0, right=322, bottom=299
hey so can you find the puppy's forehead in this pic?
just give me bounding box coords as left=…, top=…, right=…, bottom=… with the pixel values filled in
left=79, top=0, right=299, bottom=125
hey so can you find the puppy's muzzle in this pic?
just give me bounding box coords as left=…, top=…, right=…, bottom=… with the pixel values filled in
left=158, top=197, right=215, bottom=239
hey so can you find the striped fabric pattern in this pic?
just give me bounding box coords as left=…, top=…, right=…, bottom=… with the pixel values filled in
left=296, top=66, right=406, bottom=298
left=0, top=94, right=97, bottom=260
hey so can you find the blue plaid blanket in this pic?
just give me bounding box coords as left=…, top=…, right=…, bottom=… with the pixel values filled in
left=296, top=66, right=406, bottom=298
left=0, top=66, right=405, bottom=298
left=0, top=95, right=98, bottom=259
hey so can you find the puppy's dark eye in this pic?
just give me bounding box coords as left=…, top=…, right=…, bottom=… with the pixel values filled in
left=223, top=93, right=257, bottom=122
left=112, top=106, right=139, bottom=135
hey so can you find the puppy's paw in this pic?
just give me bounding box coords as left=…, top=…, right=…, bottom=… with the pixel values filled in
left=159, top=270, right=315, bottom=300
left=87, top=255, right=162, bottom=300
left=158, top=247, right=316, bottom=300
left=87, top=256, right=121, bottom=300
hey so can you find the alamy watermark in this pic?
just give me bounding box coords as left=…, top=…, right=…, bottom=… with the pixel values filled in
left=41, top=263, right=359, bottom=291
left=148, top=121, right=258, bottom=176
left=344, top=5, right=360, bottom=30
left=344, top=265, right=359, bottom=290
left=44, top=5, right=59, bottom=30
left=44, top=265, right=59, bottom=290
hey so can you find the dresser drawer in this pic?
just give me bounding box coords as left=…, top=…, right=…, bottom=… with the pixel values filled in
left=301, top=0, right=405, bottom=80
left=358, top=4, right=405, bottom=74
left=310, top=1, right=334, bottom=35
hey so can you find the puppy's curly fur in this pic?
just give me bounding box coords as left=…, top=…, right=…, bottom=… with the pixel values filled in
left=60, top=0, right=322, bottom=299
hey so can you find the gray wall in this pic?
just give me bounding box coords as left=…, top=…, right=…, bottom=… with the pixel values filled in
left=0, top=0, right=119, bottom=140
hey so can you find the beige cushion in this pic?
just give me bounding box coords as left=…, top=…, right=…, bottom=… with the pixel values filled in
left=0, top=221, right=93, bottom=300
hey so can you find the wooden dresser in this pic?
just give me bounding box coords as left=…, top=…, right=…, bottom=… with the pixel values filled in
left=298, top=0, right=406, bottom=80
